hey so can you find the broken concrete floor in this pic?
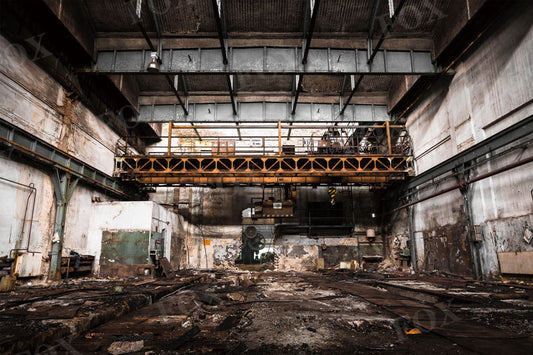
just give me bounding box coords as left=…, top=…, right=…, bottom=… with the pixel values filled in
left=2, top=271, right=533, bottom=354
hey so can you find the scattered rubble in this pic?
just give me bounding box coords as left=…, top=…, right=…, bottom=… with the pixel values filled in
left=1, top=271, right=532, bottom=353
left=107, top=338, right=144, bottom=355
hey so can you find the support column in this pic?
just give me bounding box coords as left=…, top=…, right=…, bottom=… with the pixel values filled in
left=407, top=205, right=417, bottom=271
left=48, top=169, right=78, bottom=281
left=458, top=166, right=482, bottom=279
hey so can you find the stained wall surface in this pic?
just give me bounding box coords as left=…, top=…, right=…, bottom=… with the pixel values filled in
left=0, top=33, right=126, bottom=277
left=395, top=3, right=533, bottom=278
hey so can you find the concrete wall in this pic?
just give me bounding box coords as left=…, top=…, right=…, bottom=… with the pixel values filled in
left=149, top=185, right=381, bottom=270
left=87, top=201, right=181, bottom=275
left=397, top=3, right=533, bottom=278
left=0, top=33, right=129, bottom=277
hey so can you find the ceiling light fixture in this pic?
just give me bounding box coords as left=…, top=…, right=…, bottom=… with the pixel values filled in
left=147, top=51, right=160, bottom=72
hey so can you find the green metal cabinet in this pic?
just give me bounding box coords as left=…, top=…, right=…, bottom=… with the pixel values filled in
left=100, top=231, right=151, bottom=265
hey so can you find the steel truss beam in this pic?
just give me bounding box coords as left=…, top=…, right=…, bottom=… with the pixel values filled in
left=137, top=102, right=389, bottom=123
left=86, top=47, right=436, bottom=75
left=115, top=155, right=410, bottom=186
left=0, top=119, right=130, bottom=198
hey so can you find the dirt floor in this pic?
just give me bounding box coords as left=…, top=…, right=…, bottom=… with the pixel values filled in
left=2, top=271, right=533, bottom=354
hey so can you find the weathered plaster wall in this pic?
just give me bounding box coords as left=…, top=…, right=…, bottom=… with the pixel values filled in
left=0, top=35, right=122, bottom=176
left=397, top=4, right=533, bottom=278
left=149, top=185, right=381, bottom=270
left=0, top=157, right=54, bottom=277
left=0, top=33, right=133, bottom=277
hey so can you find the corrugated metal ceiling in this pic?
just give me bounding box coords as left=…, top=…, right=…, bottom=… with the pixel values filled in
left=83, top=0, right=448, bottom=100
left=84, top=0, right=447, bottom=36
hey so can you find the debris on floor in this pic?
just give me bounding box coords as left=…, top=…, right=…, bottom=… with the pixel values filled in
left=1, top=271, right=532, bottom=354
left=107, top=338, right=144, bottom=355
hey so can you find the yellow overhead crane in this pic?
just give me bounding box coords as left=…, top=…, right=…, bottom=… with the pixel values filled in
left=115, top=122, right=413, bottom=187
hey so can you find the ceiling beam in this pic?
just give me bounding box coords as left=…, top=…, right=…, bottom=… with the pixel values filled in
left=211, top=0, right=238, bottom=139
left=136, top=102, right=389, bottom=123
left=367, top=0, right=407, bottom=65
left=95, top=37, right=434, bottom=52
left=341, top=0, right=407, bottom=115
left=302, top=0, right=321, bottom=65
left=83, top=47, right=437, bottom=75
left=292, top=0, right=321, bottom=117
left=41, top=0, right=95, bottom=57
left=124, top=0, right=189, bottom=116
left=139, top=92, right=388, bottom=105
left=211, top=0, right=229, bottom=64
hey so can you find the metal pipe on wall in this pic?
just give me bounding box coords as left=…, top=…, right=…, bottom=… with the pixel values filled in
left=389, top=155, right=533, bottom=214
left=0, top=176, right=39, bottom=256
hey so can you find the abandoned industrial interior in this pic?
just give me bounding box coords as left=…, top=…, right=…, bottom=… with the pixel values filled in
left=0, top=0, right=532, bottom=353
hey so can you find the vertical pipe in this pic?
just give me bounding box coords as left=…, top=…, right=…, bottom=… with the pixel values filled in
left=385, top=121, right=392, bottom=155
left=167, top=121, right=173, bottom=155
left=278, top=120, right=282, bottom=155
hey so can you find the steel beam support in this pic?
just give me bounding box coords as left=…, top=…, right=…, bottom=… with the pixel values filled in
left=211, top=0, right=238, bottom=117
left=226, top=74, right=237, bottom=115
left=342, top=0, right=407, bottom=114
left=0, top=119, right=130, bottom=198
left=165, top=75, right=189, bottom=115
left=212, top=0, right=229, bottom=64
left=340, top=75, right=348, bottom=100
left=302, top=0, right=320, bottom=65
left=48, top=169, right=78, bottom=281
left=137, top=102, right=390, bottom=123
left=125, top=0, right=188, bottom=115
left=367, top=0, right=382, bottom=61
left=293, top=0, right=319, bottom=116
left=125, top=0, right=156, bottom=52
left=407, top=115, right=533, bottom=190
left=458, top=169, right=482, bottom=280
left=87, top=47, right=436, bottom=75
left=291, top=74, right=304, bottom=115
left=368, top=0, right=407, bottom=65
left=178, top=74, right=189, bottom=110
left=340, top=75, right=365, bottom=115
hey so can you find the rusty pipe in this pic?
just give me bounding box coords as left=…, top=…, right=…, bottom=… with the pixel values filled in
left=389, top=155, right=533, bottom=214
